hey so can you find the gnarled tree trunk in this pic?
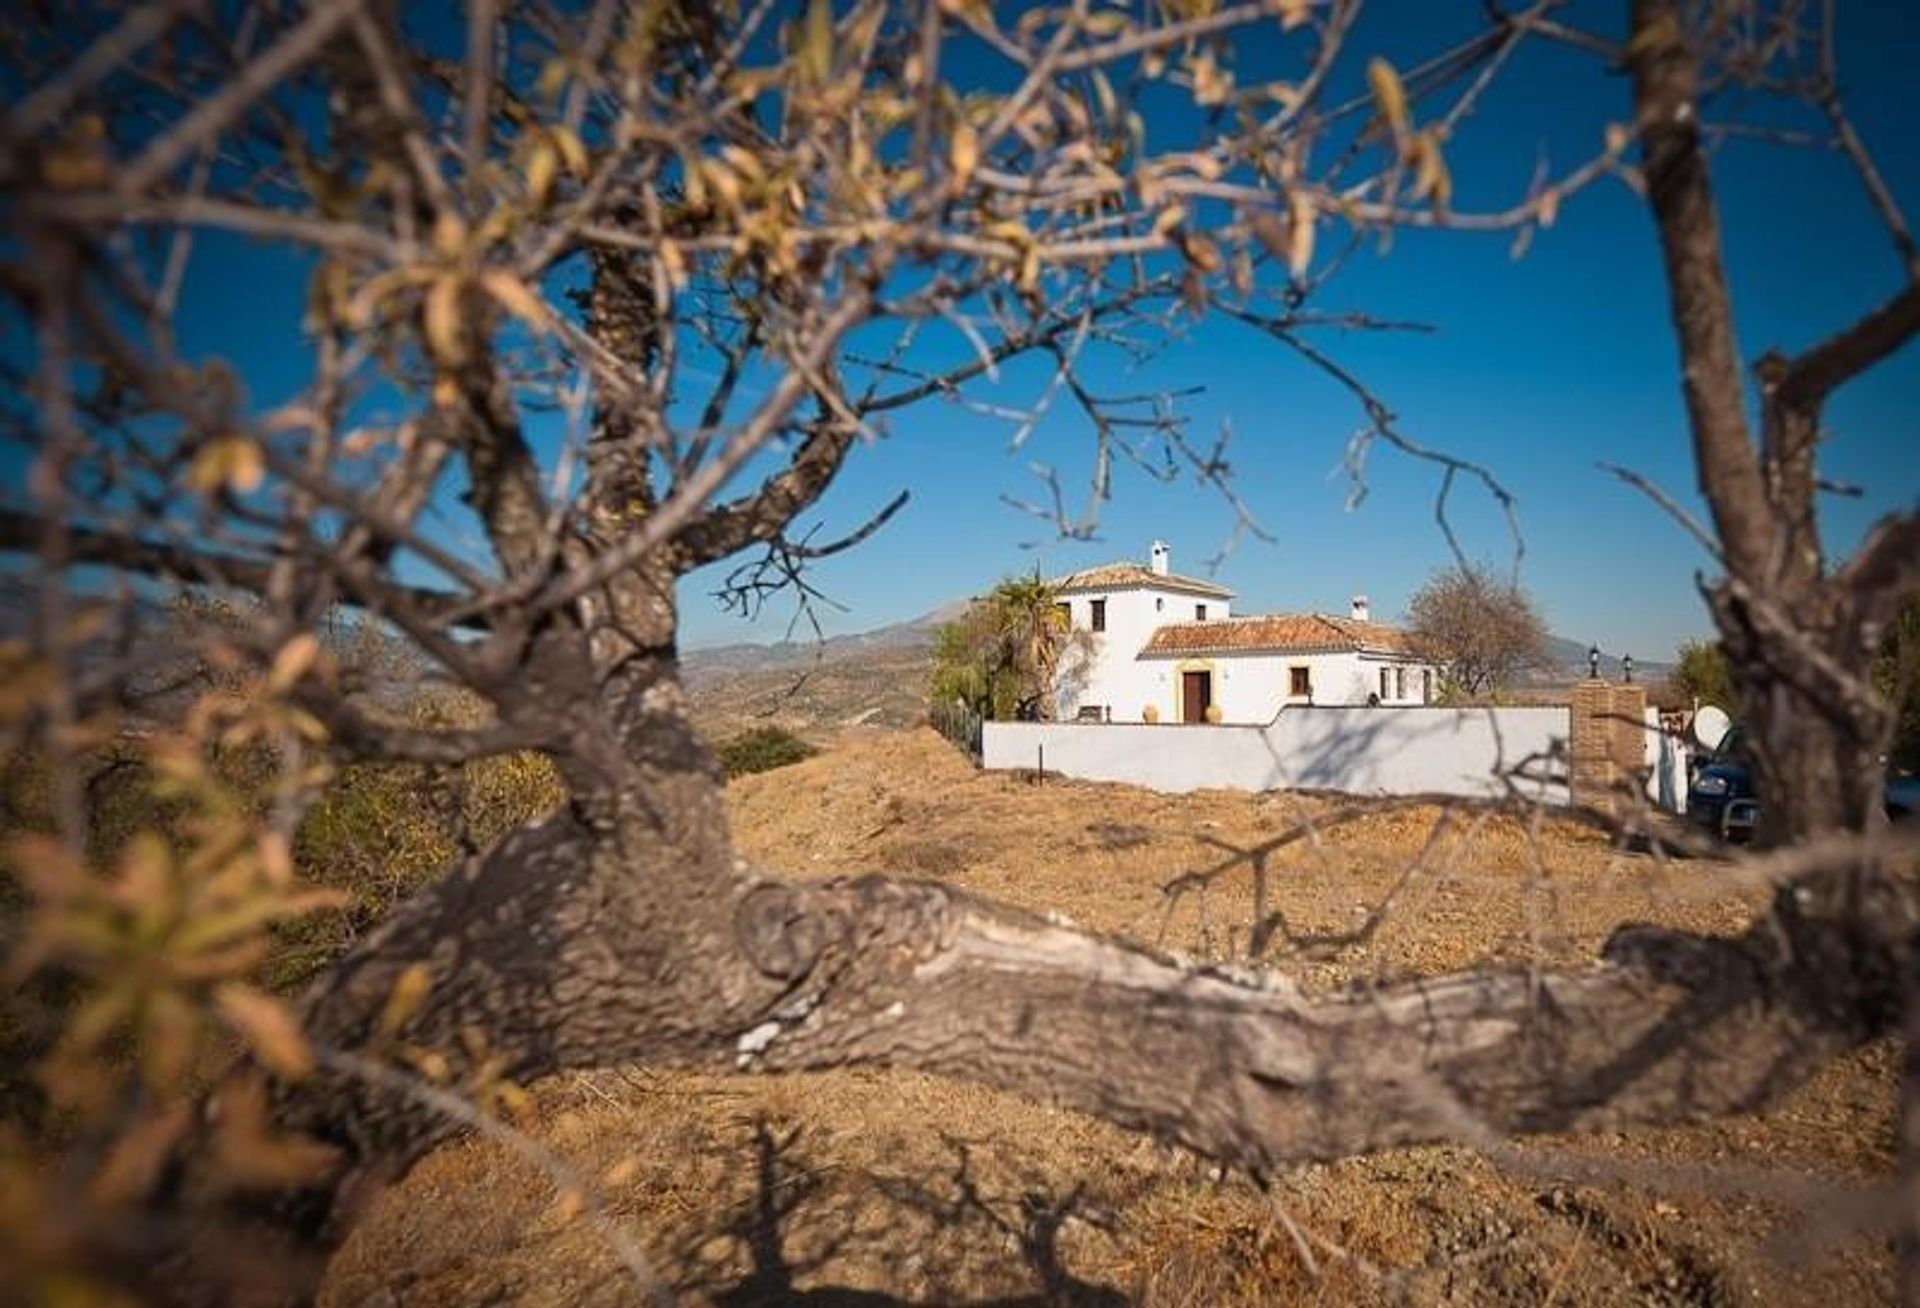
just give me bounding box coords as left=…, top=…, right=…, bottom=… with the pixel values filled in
left=25, top=5, right=1919, bottom=1305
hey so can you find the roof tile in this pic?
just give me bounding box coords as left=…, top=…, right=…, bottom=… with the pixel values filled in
left=1050, top=561, right=1234, bottom=599
left=1141, top=613, right=1416, bottom=656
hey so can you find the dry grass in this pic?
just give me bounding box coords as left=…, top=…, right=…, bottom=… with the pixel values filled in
left=325, top=729, right=1897, bottom=1307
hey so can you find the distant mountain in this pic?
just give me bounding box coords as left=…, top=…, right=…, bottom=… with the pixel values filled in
left=1541, top=635, right=1674, bottom=684
left=683, top=601, right=962, bottom=677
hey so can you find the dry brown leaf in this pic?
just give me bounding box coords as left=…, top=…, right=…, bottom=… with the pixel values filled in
left=1367, top=58, right=1409, bottom=138
left=268, top=634, right=320, bottom=693
left=949, top=121, right=979, bottom=186
left=90, top=1103, right=193, bottom=1206
left=1287, top=192, right=1316, bottom=277
left=424, top=275, right=467, bottom=368
left=189, top=435, right=265, bottom=496
left=377, top=962, right=434, bottom=1039
left=213, top=1075, right=339, bottom=1189
left=216, top=984, right=314, bottom=1080
left=523, top=139, right=559, bottom=206
left=480, top=271, right=553, bottom=333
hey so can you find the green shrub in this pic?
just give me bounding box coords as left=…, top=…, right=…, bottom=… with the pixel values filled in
left=717, top=727, right=816, bottom=778
left=282, top=689, right=564, bottom=986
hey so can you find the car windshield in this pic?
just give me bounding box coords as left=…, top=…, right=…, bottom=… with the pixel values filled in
left=1714, top=726, right=1749, bottom=766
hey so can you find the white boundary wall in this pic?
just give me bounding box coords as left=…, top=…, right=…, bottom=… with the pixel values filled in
left=983, top=705, right=1570, bottom=803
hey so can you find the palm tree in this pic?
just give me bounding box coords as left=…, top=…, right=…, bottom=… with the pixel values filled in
left=996, top=573, right=1072, bottom=721
left=930, top=573, right=1084, bottom=722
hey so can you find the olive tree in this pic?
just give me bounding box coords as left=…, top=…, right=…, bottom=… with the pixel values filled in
left=1407, top=562, right=1551, bottom=698
left=1, top=1, right=1917, bottom=1303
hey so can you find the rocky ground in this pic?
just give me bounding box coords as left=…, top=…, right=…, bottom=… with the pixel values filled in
left=325, top=729, right=1896, bottom=1307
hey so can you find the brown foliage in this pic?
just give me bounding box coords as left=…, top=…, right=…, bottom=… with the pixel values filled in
left=1407, top=563, right=1551, bottom=700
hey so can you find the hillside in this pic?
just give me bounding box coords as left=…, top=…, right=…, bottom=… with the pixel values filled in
left=682, top=607, right=948, bottom=740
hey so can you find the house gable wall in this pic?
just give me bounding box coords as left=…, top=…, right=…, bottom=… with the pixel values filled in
left=1057, top=585, right=1231, bottom=722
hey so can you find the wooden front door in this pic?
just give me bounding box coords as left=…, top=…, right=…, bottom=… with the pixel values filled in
left=1182, top=670, right=1212, bottom=723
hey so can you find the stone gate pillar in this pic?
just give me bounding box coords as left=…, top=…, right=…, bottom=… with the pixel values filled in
left=1570, top=679, right=1648, bottom=814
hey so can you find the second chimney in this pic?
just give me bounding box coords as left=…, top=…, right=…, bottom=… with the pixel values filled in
left=1149, top=540, right=1170, bottom=576
left=1350, top=594, right=1370, bottom=622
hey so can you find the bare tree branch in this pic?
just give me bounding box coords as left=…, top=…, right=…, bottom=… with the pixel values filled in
left=1775, top=281, right=1920, bottom=410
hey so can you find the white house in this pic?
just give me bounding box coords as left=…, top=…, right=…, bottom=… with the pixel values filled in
left=1052, top=542, right=1437, bottom=725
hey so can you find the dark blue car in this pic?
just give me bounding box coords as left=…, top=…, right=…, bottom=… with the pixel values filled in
left=1890, top=774, right=1920, bottom=821
left=1689, top=725, right=1918, bottom=840
left=1687, top=727, right=1758, bottom=840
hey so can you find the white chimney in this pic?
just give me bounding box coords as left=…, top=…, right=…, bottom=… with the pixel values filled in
left=1350, top=594, right=1370, bottom=622
left=1149, top=540, right=1170, bottom=576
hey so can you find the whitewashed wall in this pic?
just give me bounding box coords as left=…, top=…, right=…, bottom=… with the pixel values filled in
left=1149, top=650, right=1435, bottom=722
left=1644, top=706, right=1691, bottom=812
left=983, top=705, right=1571, bottom=803
left=1075, top=637, right=1436, bottom=718
left=1058, top=585, right=1229, bottom=723
left=1068, top=643, right=1439, bottom=724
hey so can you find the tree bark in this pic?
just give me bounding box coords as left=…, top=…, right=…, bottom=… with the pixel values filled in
left=1627, top=0, right=1771, bottom=587
left=1628, top=0, right=1900, bottom=843
left=1628, top=9, right=1919, bottom=1296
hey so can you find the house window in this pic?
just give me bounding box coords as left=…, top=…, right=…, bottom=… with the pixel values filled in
left=1195, top=603, right=1207, bottom=620
left=1422, top=668, right=1433, bottom=704
left=1090, top=598, right=1106, bottom=633
left=1396, top=667, right=1407, bottom=700
left=1054, top=602, right=1071, bottom=629
left=1379, top=668, right=1390, bottom=700
left=1289, top=666, right=1311, bottom=698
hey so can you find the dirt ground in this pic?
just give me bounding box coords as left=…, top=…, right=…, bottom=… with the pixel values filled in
left=325, top=729, right=1897, bottom=1307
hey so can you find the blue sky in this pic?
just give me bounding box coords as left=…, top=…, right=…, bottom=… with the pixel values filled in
left=678, top=2, right=1919, bottom=659
left=19, top=3, right=1913, bottom=667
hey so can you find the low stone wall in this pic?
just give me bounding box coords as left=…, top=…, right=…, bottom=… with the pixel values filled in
left=983, top=705, right=1571, bottom=802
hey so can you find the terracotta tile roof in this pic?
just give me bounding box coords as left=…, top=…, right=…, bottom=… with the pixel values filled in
left=1049, top=561, right=1234, bottom=599
left=1140, top=613, right=1418, bottom=657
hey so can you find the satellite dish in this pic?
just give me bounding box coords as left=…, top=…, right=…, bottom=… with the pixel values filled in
left=1693, top=705, right=1731, bottom=751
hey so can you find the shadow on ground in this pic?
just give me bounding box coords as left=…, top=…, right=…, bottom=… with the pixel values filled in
left=710, top=1123, right=1126, bottom=1308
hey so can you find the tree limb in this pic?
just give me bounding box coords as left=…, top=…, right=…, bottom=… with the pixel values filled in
left=297, top=692, right=552, bottom=765
left=670, top=411, right=861, bottom=573
left=1838, top=509, right=1920, bottom=630
left=518, top=286, right=878, bottom=617
left=1776, top=281, right=1920, bottom=411
left=711, top=862, right=1902, bottom=1171
left=1627, top=0, right=1773, bottom=585
left=0, top=506, right=486, bottom=630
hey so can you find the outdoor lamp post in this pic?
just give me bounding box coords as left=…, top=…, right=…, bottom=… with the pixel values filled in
left=1588, top=645, right=1601, bottom=680
left=1623, top=654, right=1635, bottom=684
